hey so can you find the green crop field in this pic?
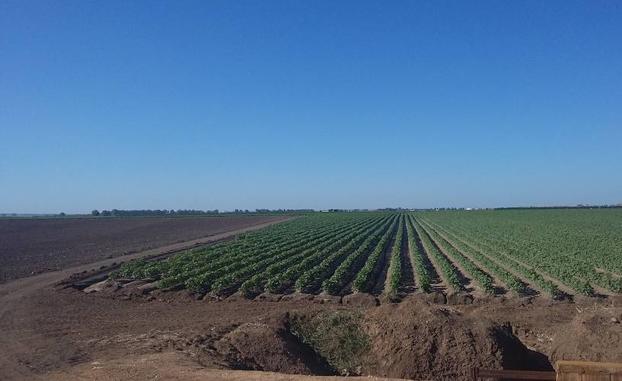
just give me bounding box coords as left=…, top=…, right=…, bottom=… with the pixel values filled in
left=115, top=209, right=622, bottom=299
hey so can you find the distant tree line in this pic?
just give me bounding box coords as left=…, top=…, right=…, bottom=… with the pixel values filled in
left=494, top=204, right=622, bottom=210
left=91, top=209, right=219, bottom=217
left=90, top=208, right=315, bottom=217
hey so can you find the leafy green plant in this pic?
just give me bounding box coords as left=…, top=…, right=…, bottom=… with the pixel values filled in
left=289, top=310, right=369, bottom=375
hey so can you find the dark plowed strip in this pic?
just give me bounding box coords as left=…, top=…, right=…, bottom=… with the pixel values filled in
left=411, top=224, right=444, bottom=293
left=398, top=221, right=415, bottom=295
left=370, top=225, right=398, bottom=296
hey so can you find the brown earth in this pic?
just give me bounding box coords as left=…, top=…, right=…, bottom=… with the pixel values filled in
left=3, top=216, right=622, bottom=381
left=0, top=215, right=287, bottom=282
left=4, top=267, right=622, bottom=381
left=44, top=352, right=405, bottom=381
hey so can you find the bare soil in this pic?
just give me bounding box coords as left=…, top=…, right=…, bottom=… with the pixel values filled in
left=3, top=217, right=622, bottom=381
left=44, top=352, right=405, bottom=381
left=4, top=263, right=622, bottom=381
left=0, top=215, right=287, bottom=282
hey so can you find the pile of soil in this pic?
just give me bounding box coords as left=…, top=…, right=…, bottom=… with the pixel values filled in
left=155, top=303, right=547, bottom=380
left=208, top=318, right=330, bottom=374
left=362, top=297, right=551, bottom=379
left=5, top=270, right=622, bottom=381
left=550, top=303, right=622, bottom=363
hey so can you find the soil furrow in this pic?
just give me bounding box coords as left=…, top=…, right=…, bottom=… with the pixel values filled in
left=408, top=216, right=445, bottom=294
left=398, top=221, right=416, bottom=295
left=418, top=222, right=479, bottom=296
left=418, top=219, right=514, bottom=296
left=370, top=225, right=398, bottom=296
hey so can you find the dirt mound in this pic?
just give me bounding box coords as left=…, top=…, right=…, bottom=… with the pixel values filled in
left=362, top=297, right=547, bottom=379
left=211, top=317, right=330, bottom=375
left=550, top=305, right=622, bottom=363
left=343, top=293, right=379, bottom=307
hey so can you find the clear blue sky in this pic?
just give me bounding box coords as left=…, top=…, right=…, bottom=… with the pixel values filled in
left=1, top=1, right=621, bottom=213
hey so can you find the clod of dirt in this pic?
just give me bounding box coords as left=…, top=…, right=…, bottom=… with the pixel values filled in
left=83, top=279, right=119, bottom=293
left=424, top=291, right=447, bottom=304
left=313, top=295, right=342, bottom=304
left=280, top=293, right=315, bottom=302
left=137, top=281, right=159, bottom=294
left=117, top=280, right=149, bottom=297
left=550, top=307, right=622, bottom=363
left=213, top=317, right=330, bottom=375
left=122, top=280, right=147, bottom=289
left=255, top=293, right=283, bottom=302
left=446, top=292, right=474, bottom=305
left=342, top=293, right=379, bottom=307
left=362, top=298, right=548, bottom=379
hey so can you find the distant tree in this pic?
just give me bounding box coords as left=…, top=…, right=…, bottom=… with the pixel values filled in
left=91, top=210, right=100, bottom=216
left=59, top=212, right=66, bottom=216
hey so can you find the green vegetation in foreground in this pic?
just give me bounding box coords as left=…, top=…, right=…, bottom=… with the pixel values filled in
left=288, top=310, right=369, bottom=376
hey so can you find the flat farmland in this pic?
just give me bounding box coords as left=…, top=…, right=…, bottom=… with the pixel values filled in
left=0, top=215, right=288, bottom=282
left=113, top=209, right=622, bottom=300
left=4, top=209, right=622, bottom=380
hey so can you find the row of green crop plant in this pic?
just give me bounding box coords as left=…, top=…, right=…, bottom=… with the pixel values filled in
left=114, top=213, right=372, bottom=289
left=180, top=214, right=374, bottom=288
left=420, top=209, right=622, bottom=276
left=418, top=210, right=622, bottom=295
left=264, top=215, right=393, bottom=294
left=112, top=219, right=298, bottom=281
left=412, top=218, right=462, bottom=292
left=405, top=215, right=432, bottom=292
left=177, top=219, right=341, bottom=291
left=238, top=215, right=386, bottom=297
left=185, top=215, right=377, bottom=294
left=113, top=215, right=318, bottom=281
left=385, top=215, right=405, bottom=300
left=419, top=217, right=576, bottom=296
left=454, top=220, right=622, bottom=294
left=208, top=215, right=385, bottom=296
left=295, top=216, right=396, bottom=294
left=323, top=215, right=400, bottom=295
left=417, top=218, right=563, bottom=296
left=418, top=215, right=596, bottom=296
left=351, top=216, right=400, bottom=293
left=416, top=218, right=496, bottom=295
